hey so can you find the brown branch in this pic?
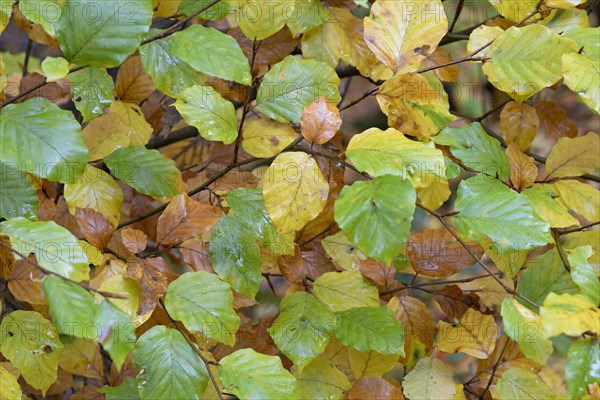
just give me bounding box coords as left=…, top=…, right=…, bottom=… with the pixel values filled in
left=380, top=273, right=504, bottom=296
left=480, top=337, right=510, bottom=399
left=558, top=221, right=600, bottom=235
left=0, top=241, right=125, bottom=299
left=159, top=298, right=224, bottom=400
left=448, top=0, right=465, bottom=33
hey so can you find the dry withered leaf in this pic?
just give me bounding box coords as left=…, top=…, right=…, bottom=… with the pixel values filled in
left=420, top=47, right=459, bottom=83
left=359, top=258, right=401, bottom=293
left=121, top=227, right=148, bottom=254
left=0, top=235, right=15, bottom=278
left=58, top=337, right=104, bottom=380
left=141, top=97, right=164, bottom=132
left=500, top=102, right=540, bottom=151
left=278, top=244, right=336, bottom=285
left=212, top=315, right=278, bottom=360
left=179, top=237, right=213, bottom=272
left=388, top=296, right=435, bottom=357
left=301, top=97, right=342, bottom=145
left=434, top=284, right=482, bottom=321
left=18, top=73, right=70, bottom=104
left=348, top=377, right=405, bottom=400
left=8, top=257, right=45, bottom=305
left=506, top=144, right=538, bottom=191
left=75, top=207, right=114, bottom=250
left=115, top=54, right=155, bottom=103
left=125, top=256, right=174, bottom=315
left=156, top=193, right=221, bottom=247
left=407, top=229, right=484, bottom=278
left=531, top=101, right=578, bottom=139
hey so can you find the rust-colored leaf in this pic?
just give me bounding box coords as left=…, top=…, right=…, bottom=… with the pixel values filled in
left=75, top=207, right=114, bottom=250
left=406, top=229, right=484, bottom=278
left=301, top=97, right=342, bottom=145
left=18, top=72, right=70, bottom=104
left=212, top=315, right=278, bottom=359
left=125, top=257, right=174, bottom=315
left=115, top=54, right=155, bottom=103
left=506, top=144, right=538, bottom=191
left=0, top=235, right=15, bottom=278
left=500, top=102, right=539, bottom=151
left=156, top=193, right=221, bottom=247
left=359, top=259, right=401, bottom=293
left=8, top=257, right=45, bottom=305
left=348, top=377, right=405, bottom=400
left=434, top=284, right=482, bottom=321
left=420, top=47, right=458, bottom=83
left=531, top=101, right=578, bottom=139
left=179, top=237, right=213, bottom=272
left=278, top=244, right=336, bottom=285
left=121, top=227, right=148, bottom=254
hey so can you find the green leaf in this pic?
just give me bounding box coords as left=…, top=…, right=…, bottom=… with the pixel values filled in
left=41, top=56, right=69, bottom=82
left=256, top=56, right=341, bottom=123
left=334, top=175, right=416, bottom=263
left=501, top=298, right=553, bottom=365
left=209, top=214, right=262, bottom=298
left=566, top=338, right=600, bottom=400
left=313, top=271, right=380, bottom=312
left=43, top=275, right=97, bottom=338
left=0, top=365, right=21, bottom=400
left=517, top=248, right=578, bottom=308
left=165, top=271, right=240, bottom=346
left=104, top=146, right=182, bottom=197
left=563, top=27, right=600, bottom=59
left=496, top=368, right=556, bottom=400
left=134, top=326, right=209, bottom=400
left=98, top=378, right=140, bottom=400
left=345, top=127, right=446, bottom=187
left=139, top=30, right=205, bottom=98
left=542, top=8, right=590, bottom=33
left=0, top=98, right=88, bottom=183
left=295, top=358, right=351, bottom=400
left=286, top=0, right=327, bottom=36
left=521, top=185, right=580, bottom=228
left=540, top=293, right=600, bottom=337
left=268, top=292, right=336, bottom=371
left=454, top=175, right=552, bottom=252
left=174, top=85, right=237, bottom=144
left=234, top=0, right=286, bottom=40
left=568, top=245, right=600, bottom=305
left=55, top=0, right=152, bottom=67
left=219, top=348, right=299, bottom=400
left=482, top=24, right=577, bottom=102
left=433, top=122, right=510, bottom=179
left=226, top=187, right=272, bottom=239
left=179, top=0, right=230, bottom=20
left=0, top=311, right=64, bottom=394
left=67, top=68, right=115, bottom=123
left=94, top=299, right=136, bottom=371
left=0, top=217, right=90, bottom=281
left=562, top=53, right=600, bottom=114
left=0, top=162, right=38, bottom=220
left=335, top=307, right=404, bottom=355
left=170, top=24, right=251, bottom=85
left=401, top=356, right=456, bottom=399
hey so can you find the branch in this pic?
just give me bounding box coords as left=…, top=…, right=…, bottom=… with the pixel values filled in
left=0, top=241, right=125, bottom=299
left=558, top=221, right=600, bottom=235
left=552, top=228, right=571, bottom=273
left=480, top=337, right=510, bottom=399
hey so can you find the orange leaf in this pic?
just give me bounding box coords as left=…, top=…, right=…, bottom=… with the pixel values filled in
left=115, top=55, right=155, bottom=103
left=500, top=102, right=539, bottom=151
left=301, top=97, right=342, bottom=145
left=434, top=284, right=482, bottom=320
left=348, top=377, right=405, bottom=400
left=8, top=258, right=45, bottom=305
left=506, top=144, right=538, bottom=191
left=121, top=227, right=148, bottom=254
left=531, top=101, right=577, bottom=139
left=75, top=208, right=114, bottom=250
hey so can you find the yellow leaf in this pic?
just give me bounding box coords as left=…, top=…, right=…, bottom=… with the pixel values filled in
left=263, top=152, right=329, bottom=233
left=522, top=185, right=580, bottom=228
left=551, top=180, right=600, bottom=222
left=500, top=102, right=540, bottom=151
left=545, top=0, right=586, bottom=8
left=64, top=166, right=124, bottom=228
left=488, top=0, right=538, bottom=23
left=363, top=0, right=448, bottom=74
left=98, top=274, right=152, bottom=326
left=437, top=308, right=499, bottom=359
left=242, top=118, right=298, bottom=158
left=482, top=237, right=528, bottom=278
left=152, top=0, right=180, bottom=17
left=348, top=349, right=398, bottom=378
left=321, top=231, right=366, bottom=271
left=467, top=25, right=504, bottom=59
left=416, top=179, right=451, bottom=211
left=377, top=73, right=456, bottom=137
left=562, top=53, right=600, bottom=114
left=506, top=144, right=538, bottom=191
left=546, top=132, right=600, bottom=180
left=58, top=336, right=104, bottom=380
left=540, top=293, right=600, bottom=337
left=235, top=0, right=286, bottom=41
left=0, top=365, right=21, bottom=400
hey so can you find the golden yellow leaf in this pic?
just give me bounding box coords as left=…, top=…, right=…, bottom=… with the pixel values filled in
left=506, top=144, right=538, bottom=191
left=300, top=97, right=342, bottom=145
left=263, top=152, right=329, bottom=233
left=540, top=293, right=600, bottom=337
left=152, top=0, right=180, bottom=17
left=488, top=0, right=538, bottom=23
left=551, top=180, right=599, bottom=222
left=98, top=274, right=152, bottom=326
left=364, top=0, right=448, bottom=74
left=416, top=180, right=452, bottom=212
left=467, top=25, right=504, bottom=59
left=64, top=166, right=124, bottom=228
left=545, top=132, right=600, bottom=180
left=500, top=102, right=540, bottom=151
left=531, top=101, right=578, bottom=139
left=349, top=349, right=398, bottom=378
left=437, top=308, right=498, bottom=359
left=242, top=118, right=298, bottom=158
left=59, top=337, right=104, bottom=380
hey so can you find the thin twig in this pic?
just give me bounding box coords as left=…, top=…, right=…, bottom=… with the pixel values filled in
left=480, top=337, right=510, bottom=399
left=552, top=228, right=571, bottom=273
left=380, top=273, right=503, bottom=296
left=448, top=0, right=465, bottom=33
left=558, top=221, right=600, bottom=235
left=22, top=38, right=33, bottom=77
left=0, top=241, right=125, bottom=299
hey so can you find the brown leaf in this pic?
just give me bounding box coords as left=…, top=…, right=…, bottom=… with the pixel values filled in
left=506, top=144, right=538, bottom=191
left=115, top=54, right=155, bottom=102
left=75, top=207, right=114, bottom=250
left=8, top=257, right=45, bottom=305
left=301, top=97, right=342, bottom=144
left=348, top=377, right=405, bottom=400
left=407, top=229, right=484, bottom=278
left=179, top=237, right=213, bottom=272
left=70, top=386, right=105, bottom=400
left=59, top=337, right=104, bottom=380
left=359, top=259, right=401, bottom=293
left=388, top=296, right=435, bottom=356
left=278, top=244, right=336, bottom=285
left=499, top=102, right=539, bottom=151
left=18, top=72, right=70, bottom=104
left=204, top=75, right=248, bottom=104
left=125, top=257, right=174, bottom=315
left=434, top=284, right=481, bottom=321
left=213, top=315, right=278, bottom=360
left=156, top=193, right=221, bottom=247
left=121, top=227, right=148, bottom=254
left=420, top=47, right=459, bottom=83
left=0, top=235, right=15, bottom=279
left=531, top=101, right=577, bottom=139
left=141, top=97, right=164, bottom=132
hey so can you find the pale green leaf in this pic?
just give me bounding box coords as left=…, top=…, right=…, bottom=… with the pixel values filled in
left=67, top=68, right=115, bottom=123
left=334, top=175, right=416, bottom=263
left=94, top=299, right=136, bottom=371
left=497, top=368, right=556, bottom=400
left=313, top=271, right=380, bottom=312
left=0, top=217, right=90, bottom=281
left=268, top=292, right=336, bottom=372
left=0, top=365, right=21, bottom=400
left=41, top=56, right=69, bottom=82
left=401, top=356, right=456, bottom=400
left=321, top=231, right=366, bottom=271
left=568, top=245, right=600, bottom=305
left=566, top=338, right=600, bottom=400
left=165, top=271, right=240, bottom=345
left=335, top=307, right=404, bottom=355
left=0, top=98, right=88, bottom=183
left=98, top=377, right=140, bottom=400
left=219, top=348, right=299, bottom=400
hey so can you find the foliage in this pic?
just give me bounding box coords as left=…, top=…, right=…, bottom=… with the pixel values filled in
left=0, top=0, right=599, bottom=399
